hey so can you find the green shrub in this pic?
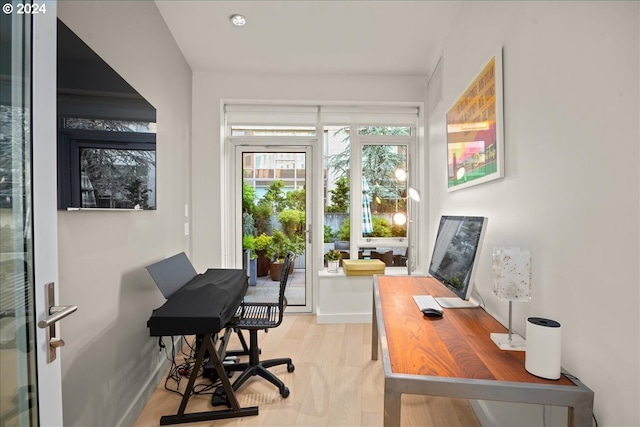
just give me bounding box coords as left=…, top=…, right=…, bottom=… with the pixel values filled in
left=370, top=216, right=392, bottom=237
left=327, top=177, right=350, bottom=213
left=336, top=216, right=394, bottom=239
left=324, top=225, right=336, bottom=243
left=278, top=209, right=305, bottom=238
left=242, top=234, right=257, bottom=259
left=391, top=223, right=407, bottom=238
left=338, top=219, right=350, bottom=241
left=254, top=233, right=273, bottom=252
left=267, top=230, right=305, bottom=261
left=284, top=187, right=306, bottom=211
left=252, top=202, right=272, bottom=235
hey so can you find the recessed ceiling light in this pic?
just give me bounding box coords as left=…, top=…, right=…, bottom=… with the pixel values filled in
left=230, top=14, right=246, bottom=27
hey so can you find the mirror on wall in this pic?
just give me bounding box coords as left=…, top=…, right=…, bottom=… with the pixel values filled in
left=57, top=19, right=157, bottom=210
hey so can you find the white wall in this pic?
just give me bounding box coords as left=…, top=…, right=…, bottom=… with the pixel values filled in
left=56, top=2, right=192, bottom=425
left=191, top=72, right=427, bottom=272
left=428, top=2, right=639, bottom=425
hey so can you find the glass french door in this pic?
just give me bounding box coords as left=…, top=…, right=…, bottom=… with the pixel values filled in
left=1, top=3, right=63, bottom=425
left=237, top=146, right=312, bottom=313
left=0, top=6, right=39, bottom=425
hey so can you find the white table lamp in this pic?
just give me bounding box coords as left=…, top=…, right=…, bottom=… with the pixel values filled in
left=490, top=247, right=531, bottom=351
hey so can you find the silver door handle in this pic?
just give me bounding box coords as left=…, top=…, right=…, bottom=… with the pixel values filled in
left=38, top=282, right=77, bottom=363
left=37, top=305, right=78, bottom=329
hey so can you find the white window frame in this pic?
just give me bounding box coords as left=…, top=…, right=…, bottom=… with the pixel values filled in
left=222, top=101, right=425, bottom=312
left=349, top=129, right=416, bottom=252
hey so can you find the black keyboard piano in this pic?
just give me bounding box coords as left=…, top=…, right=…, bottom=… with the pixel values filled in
left=147, top=268, right=247, bottom=337
left=146, top=268, right=257, bottom=425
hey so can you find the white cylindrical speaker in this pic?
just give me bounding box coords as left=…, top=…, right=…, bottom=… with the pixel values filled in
left=525, top=317, right=562, bottom=380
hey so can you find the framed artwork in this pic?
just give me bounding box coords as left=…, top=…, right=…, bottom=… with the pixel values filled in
left=446, top=47, right=504, bottom=191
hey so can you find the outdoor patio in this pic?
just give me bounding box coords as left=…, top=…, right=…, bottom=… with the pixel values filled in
left=244, top=267, right=306, bottom=306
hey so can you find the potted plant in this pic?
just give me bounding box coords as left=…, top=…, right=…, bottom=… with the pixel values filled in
left=242, top=234, right=257, bottom=286
left=267, top=230, right=297, bottom=281
left=254, top=233, right=273, bottom=277
left=324, top=249, right=342, bottom=273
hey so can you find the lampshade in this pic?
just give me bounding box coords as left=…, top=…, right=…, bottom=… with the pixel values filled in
left=492, top=247, right=531, bottom=301
left=408, top=186, right=421, bottom=202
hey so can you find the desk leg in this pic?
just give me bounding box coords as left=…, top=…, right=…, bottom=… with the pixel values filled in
left=568, top=405, right=593, bottom=427
left=383, top=386, right=401, bottom=427
left=371, top=293, right=378, bottom=360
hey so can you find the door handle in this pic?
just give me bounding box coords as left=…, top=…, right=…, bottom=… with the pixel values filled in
left=37, top=305, right=77, bottom=329
left=37, top=282, right=77, bottom=363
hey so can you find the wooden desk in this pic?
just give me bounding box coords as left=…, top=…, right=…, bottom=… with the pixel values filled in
left=371, top=275, right=594, bottom=427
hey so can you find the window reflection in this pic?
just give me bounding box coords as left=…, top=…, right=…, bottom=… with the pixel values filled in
left=80, top=148, right=156, bottom=209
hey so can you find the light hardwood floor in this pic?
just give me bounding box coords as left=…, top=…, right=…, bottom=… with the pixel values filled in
left=134, top=314, right=481, bottom=427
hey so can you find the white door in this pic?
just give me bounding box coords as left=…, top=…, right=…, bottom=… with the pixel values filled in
left=1, top=3, right=67, bottom=425
left=234, top=145, right=314, bottom=313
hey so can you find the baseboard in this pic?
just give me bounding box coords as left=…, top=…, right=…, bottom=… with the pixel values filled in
left=469, top=399, right=494, bottom=426
left=116, top=336, right=181, bottom=427
left=315, top=309, right=371, bottom=324
left=469, top=399, right=552, bottom=426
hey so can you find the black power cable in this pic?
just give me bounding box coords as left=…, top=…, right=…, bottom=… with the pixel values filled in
left=160, top=336, right=222, bottom=397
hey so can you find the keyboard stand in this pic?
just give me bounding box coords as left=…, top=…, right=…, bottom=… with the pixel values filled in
left=159, top=333, right=258, bottom=425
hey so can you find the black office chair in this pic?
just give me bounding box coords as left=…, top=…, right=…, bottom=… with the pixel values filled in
left=225, top=252, right=295, bottom=398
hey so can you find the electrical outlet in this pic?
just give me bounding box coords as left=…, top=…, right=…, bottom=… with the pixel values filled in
left=184, top=222, right=189, bottom=236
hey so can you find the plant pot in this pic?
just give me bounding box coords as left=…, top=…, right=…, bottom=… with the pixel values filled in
left=248, top=258, right=257, bottom=286
left=256, top=250, right=270, bottom=277
left=327, top=260, right=339, bottom=273
left=269, top=261, right=284, bottom=281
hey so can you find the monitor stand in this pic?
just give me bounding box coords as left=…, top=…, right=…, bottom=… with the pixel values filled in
left=435, top=297, right=480, bottom=309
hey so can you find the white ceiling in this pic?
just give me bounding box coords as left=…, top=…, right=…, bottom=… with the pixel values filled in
left=155, top=1, right=461, bottom=77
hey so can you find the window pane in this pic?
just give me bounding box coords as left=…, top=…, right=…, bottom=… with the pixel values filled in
left=361, top=144, right=407, bottom=239
left=243, top=153, right=306, bottom=203
left=324, top=127, right=350, bottom=259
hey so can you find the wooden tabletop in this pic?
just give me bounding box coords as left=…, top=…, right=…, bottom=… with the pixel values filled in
left=376, top=275, right=574, bottom=386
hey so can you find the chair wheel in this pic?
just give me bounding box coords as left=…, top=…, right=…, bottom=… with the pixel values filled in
left=281, top=387, right=290, bottom=398
left=287, top=363, right=295, bottom=373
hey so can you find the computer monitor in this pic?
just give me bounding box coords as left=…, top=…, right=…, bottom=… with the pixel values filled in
left=428, top=216, right=487, bottom=308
